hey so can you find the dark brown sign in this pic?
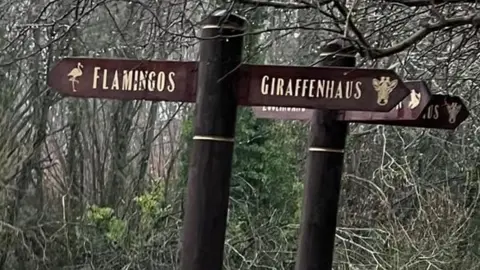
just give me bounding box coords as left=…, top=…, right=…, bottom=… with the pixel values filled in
left=251, top=82, right=469, bottom=130
left=338, top=80, right=432, bottom=122
left=252, top=81, right=431, bottom=121
left=47, top=57, right=198, bottom=102
left=251, top=106, right=311, bottom=121
left=238, top=64, right=410, bottom=112
left=339, top=95, right=469, bottom=129
left=49, top=58, right=408, bottom=112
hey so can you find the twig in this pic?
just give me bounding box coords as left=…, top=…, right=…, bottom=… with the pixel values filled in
left=236, top=0, right=316, bottom=9
left=385, top=0, right=478, bottom=7
left=370, top=13, right=480, bottom=58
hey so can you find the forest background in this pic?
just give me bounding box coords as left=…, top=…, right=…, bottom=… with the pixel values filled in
left=0, top=0, right=479, bottom=269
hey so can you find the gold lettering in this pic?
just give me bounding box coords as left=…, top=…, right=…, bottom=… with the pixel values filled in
left=285, top=80, right=293, bottom=96
left=138, top=71, right=147, bottom=91
left=157, top=72, right=165, bottom=91
left=302, top=79, right=308, bottom=97
left=308, top=79, right=315, bottom=98
left=102, top=69, right=108, bottom=90
left=433, top=105, right=439, bottom=119
left=147, top=72, right=156, bottom=91
left=271, top=78, right=276, bottom=95
left=354, top=82, right=362, bottom=99
left=326, top=80, right=335, bottom=98
left=345, top=81, right=353, bottom=99
left=88, top=68, right=178, bottom=92
left=261, top=76, right=269, bottom=95
left=111, top=71, right=119, bottom=90
left=334, top=83, right=343, bottom=99
left=294, top=79, right=301, bottom=96
left=122, top=70, right=133, bottom=90
left=167, top=72, right=175, bottom=92
left=317, top=80, right=325, bottom=97
left=422, top=105, right=440, bottom=120
left=257, top=76, right=365, bottom=101
left=93, top=67, right=101, bottom=89
left=276, top=78, right=284, bottom=95
left=395, top=101, right=403, bottom=110
left=133, top=70, right=139, bottom=91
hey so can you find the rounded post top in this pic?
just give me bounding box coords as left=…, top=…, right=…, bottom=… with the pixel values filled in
left=319, top=39, right=357, bottom=58
left=201, top=10, right=247, bottom=31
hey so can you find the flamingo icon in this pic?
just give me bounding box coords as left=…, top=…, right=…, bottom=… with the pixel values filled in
left=67, top=62, right=83, bottom=92
left=407, top=89, right=421, bottom=109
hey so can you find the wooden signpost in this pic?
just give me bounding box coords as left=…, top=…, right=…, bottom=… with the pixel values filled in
left=49, top=62, right=412, bottom=112
left=177, top=11, right=245, bottom=270
left=294, top=40, right=355, bottom=270
left=46, top=10, right=471, bottom=270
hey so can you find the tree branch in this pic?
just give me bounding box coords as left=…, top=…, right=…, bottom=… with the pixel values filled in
left=385, top=0, right=479, bottom=7
left=332, top=1, right=371, bottom=53
left=236, top=0, right=316, bottom=9
left=369, top=13, right=480, bottom=58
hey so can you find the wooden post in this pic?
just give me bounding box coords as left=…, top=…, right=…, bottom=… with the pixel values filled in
left=179, top=10, right=246, bottom=270
left=295, top=40, right=356, bottom=270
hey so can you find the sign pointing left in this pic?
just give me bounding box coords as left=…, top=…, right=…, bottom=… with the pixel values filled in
left=48, top=57, right=198, bottom=102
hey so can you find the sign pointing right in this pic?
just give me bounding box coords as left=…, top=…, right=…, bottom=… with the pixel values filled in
left=252, top=81, right=470, bottom=130
left=252, top=80, right=432, bottom=122
left=239, top=64, right=410, bottom=112
left=339, top=94, right=469, bottom=129
left=338, top=80, right=432, bottom=122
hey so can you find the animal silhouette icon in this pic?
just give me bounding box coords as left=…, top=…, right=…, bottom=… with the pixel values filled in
left=446, top=102, right=462, bottom=124
left=67, top=62, right=83, bottom=92
left=372, top=77, right=398, bottom=106
left=408, top=89, right=421, bottom=109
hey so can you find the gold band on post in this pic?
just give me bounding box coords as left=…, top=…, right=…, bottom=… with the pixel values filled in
left=318, top=52, right=356, bottom=58
left=309, top=147, right=344, bottom=153
left=202, top=25, right=245, bottom=30
left=193, top=135, right=235, bottom=142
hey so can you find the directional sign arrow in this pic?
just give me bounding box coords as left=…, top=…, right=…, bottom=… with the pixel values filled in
left=47, top=57, right=198, bottom=102
left=340, top=95, right=469, bottom=129
left=250, top=82, right=470, bottom=130
left=251, top=81, right=430, bottom=121
left=238, top=64, right=410, bottom=112
left=338, top=80, right=432, bottom=122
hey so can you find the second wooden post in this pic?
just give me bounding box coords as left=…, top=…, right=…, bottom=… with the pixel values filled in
left=295, top=40, right=356, bottom=270
left=179, top=10, right=246, bottom=270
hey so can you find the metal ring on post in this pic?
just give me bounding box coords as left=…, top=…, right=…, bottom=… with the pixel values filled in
left=202, top=24, right=246, bottom=30
left=308, top=147, right=344, bottom=153
left=202, top=11, right=247, bottom=31
left=193, top=135, right=235, bottom=143
left=318, top=52, right=356, bottom=58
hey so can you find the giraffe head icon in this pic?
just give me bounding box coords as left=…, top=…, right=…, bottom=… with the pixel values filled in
left=373, top=76, right=398, bottom=106
left=446, top=102, right=462, bottom=124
